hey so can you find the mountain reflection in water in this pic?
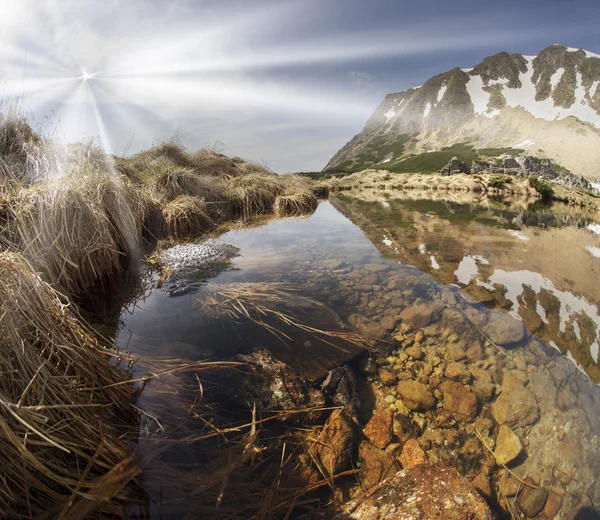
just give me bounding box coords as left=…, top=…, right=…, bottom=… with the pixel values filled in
left=331, top=194, right=600, bottom=382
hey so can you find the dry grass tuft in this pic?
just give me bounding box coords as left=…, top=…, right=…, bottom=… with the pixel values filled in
left=6, top=170, right=141, bottom=297
left=310, top=183, right=330, bottom=199
left=0, top=252, right=136, bottom=518
left=162, top=195, right=215, bottom=239
left=0, top=107, right=40, bottom=181
left=147, top=164, right=229, bottom=203
left=227, top=173, right=287, bottom=219
left=274, top=191, right=318, bottom=217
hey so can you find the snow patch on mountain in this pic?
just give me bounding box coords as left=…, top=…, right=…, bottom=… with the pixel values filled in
left=550, top=68, right=565, bottom=89
left=514, top=139, right=536, bottom=147
left=437, top=84, right=447, bottom=103
left=384, top=109, right=396, bottom=123
left=466, top=75, right=494, bottom=116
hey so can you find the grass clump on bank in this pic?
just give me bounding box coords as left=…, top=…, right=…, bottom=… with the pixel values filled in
left=162, top=195, right=215, bottom=239
left=0, top=252, right=137, bottom=518
left=274, top=191, right=318, bottom=217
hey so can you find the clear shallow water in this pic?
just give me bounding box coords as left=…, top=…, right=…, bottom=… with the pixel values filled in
left=111, top=197, right=600, bottom=518
left=117, top=197, right=600, bottom=383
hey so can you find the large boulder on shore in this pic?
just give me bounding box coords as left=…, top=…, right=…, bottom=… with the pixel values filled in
left=441, top=156, right=471, bottom=176
left=340, top=465, right=493, bottom=519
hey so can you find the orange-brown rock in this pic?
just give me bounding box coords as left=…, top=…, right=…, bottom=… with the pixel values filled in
left=357, top=439, right=399, bottom=490
left=364, top=407, right=393, bottom=449
left=310, top=411, right=355, bottom=477
left=440, top=380, right=478, bottom=422
left=399, top=439, right=428, bottom=468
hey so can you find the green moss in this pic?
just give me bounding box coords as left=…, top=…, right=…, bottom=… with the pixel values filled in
left=488, top=174, right=513, bottom=188
left=528, top=176, right=554, bottom=199
left=381, top=143, right=477, bottom=174
left=477, top=147, right=524, bottom=156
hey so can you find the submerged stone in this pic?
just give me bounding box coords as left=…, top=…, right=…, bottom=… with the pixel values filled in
left=485, top=311, right=528, bottom=346
left=341, top=465, right=494, bottom=519
left=396, top=381, right=435, bottom=410
left=492, top=385, right=539, bottom=428
left=358, top=439, right=399, bottom=489
left=494, top=424, right=523, bottom=466
left=440, top=380, right=478, bottom=422
left=364, top=407, right=393, bottom=449
left=399, top=439, right=429, bottom=468
left=311, top=411, right=355, bottom=477
left=518, top=487, right=549, bottom=518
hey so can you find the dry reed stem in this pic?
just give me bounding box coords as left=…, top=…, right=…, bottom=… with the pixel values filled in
left=201, top=282, right=365, bottom=350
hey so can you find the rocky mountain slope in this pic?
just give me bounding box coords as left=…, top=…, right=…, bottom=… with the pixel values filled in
left=326, top=45, right=600, bottom=179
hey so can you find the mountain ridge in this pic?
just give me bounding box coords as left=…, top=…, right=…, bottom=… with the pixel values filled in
left=326, top=44, right=600, bottom=179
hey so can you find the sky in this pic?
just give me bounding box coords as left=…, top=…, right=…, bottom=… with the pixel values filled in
left=1, top=0, right=600, bottom=173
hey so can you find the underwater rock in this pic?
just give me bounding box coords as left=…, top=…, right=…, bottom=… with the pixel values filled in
left=396, top=381, right=435, bottom=410
left=348, top=313, right=387, bottom=341
left=357, top=439, right=399, bottom=490
left=311, top=410, right=355, bottom=477
left=518, top=487, right=549, bottom=518
left=341, top=465, right=493, bottom=520
left=494, top=424, right=523, bottom=466
left=214, top=349, right=325, bottom=422
left=484, top=311, right=528, bottom=346
left=364, top=406, right=393, bottom=450
left=392, top=413, right=420, bottom=443
left=492, top=384, right=539, bottom=428
left=440, top=380, right=478, bottom=422
left=399, top=303, right=445, bottom=330
left=399, top=439, right=428, bottom=468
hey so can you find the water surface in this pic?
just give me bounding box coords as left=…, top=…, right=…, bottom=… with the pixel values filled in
left=110, top=196, right=600, bottom=518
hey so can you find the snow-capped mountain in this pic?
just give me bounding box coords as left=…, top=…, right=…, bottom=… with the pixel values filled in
left=326, top=45, right=600, bottom=178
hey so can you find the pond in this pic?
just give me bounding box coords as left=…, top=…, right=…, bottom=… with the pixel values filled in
left=110, top=196, right=600, bottom=519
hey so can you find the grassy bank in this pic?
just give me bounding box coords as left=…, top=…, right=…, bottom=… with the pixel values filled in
left=0, top=107, right=328, bottom=516
left=327, top=169, right=600, bottom=210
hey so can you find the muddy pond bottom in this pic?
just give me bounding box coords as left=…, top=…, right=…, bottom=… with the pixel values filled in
left=113, top=197, right=600, bottom=519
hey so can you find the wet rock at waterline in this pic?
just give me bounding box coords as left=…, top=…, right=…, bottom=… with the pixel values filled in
left=340, top=465, right=494, bottom=520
